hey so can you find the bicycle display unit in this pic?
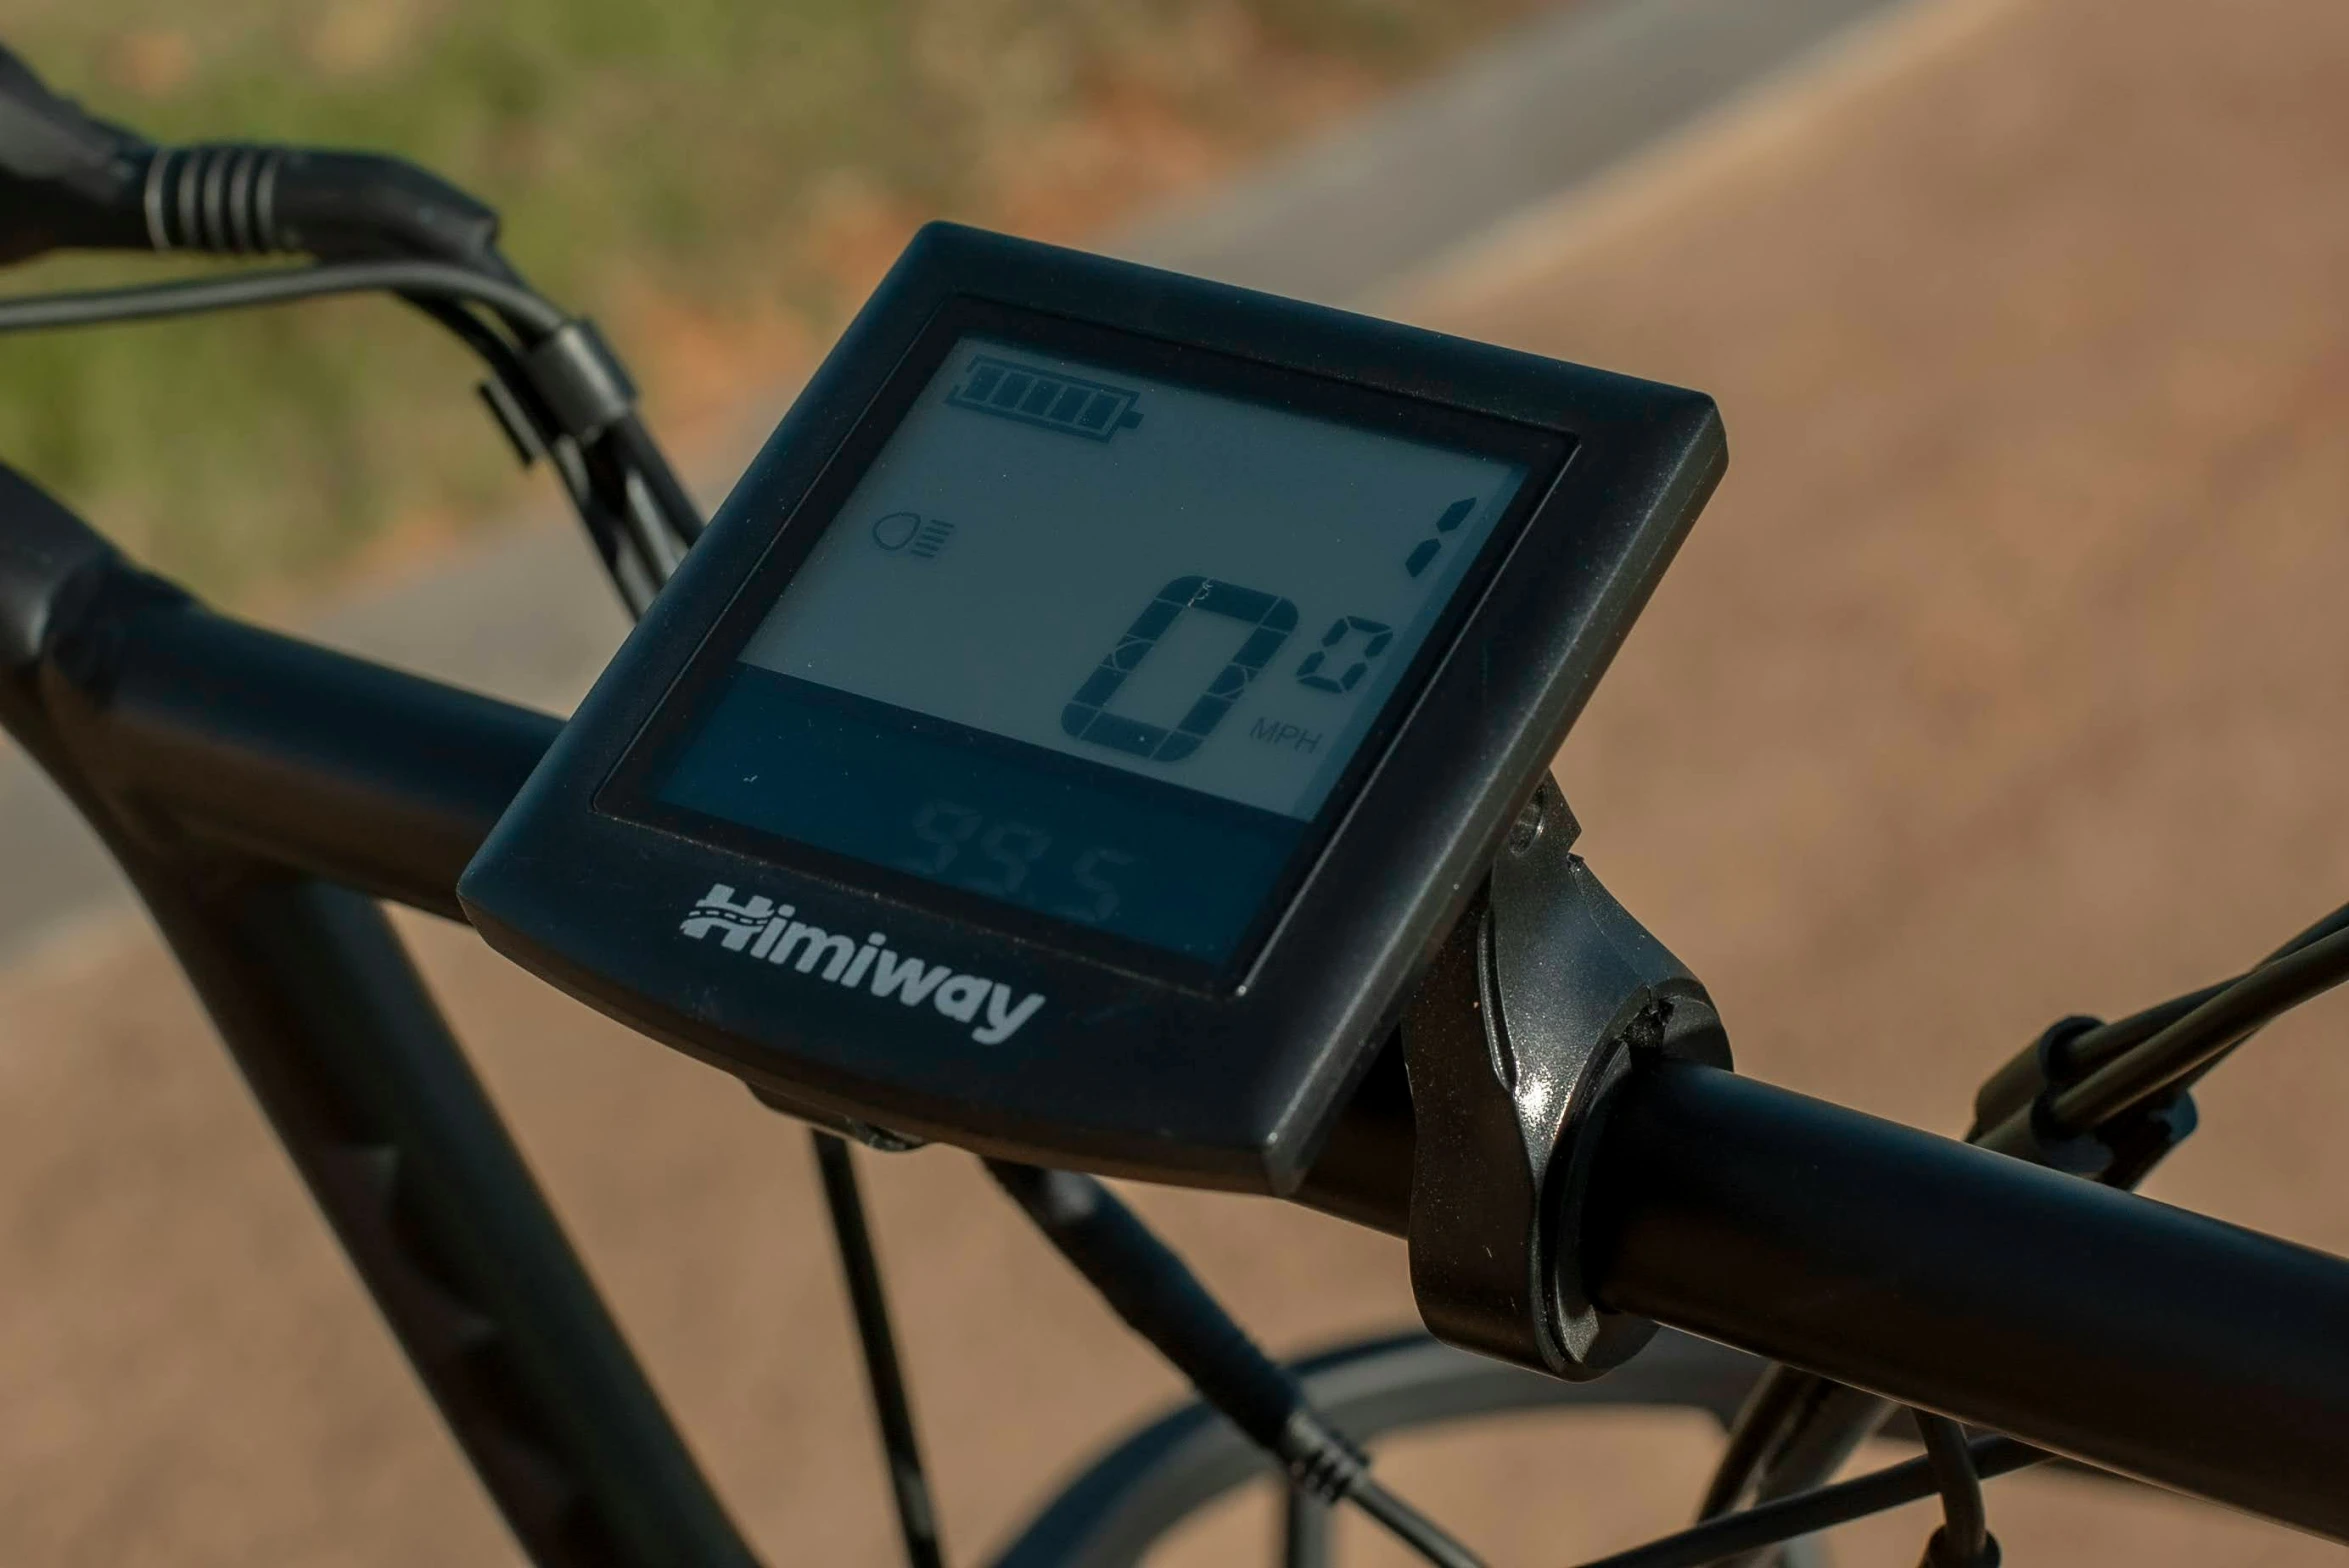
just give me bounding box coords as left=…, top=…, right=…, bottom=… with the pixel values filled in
left=3, top=42, right=2346, bottom=1568
left=460, top=224, right=1723, bottom=1195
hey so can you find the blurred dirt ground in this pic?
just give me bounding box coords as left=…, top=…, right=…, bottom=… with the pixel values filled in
left=8, top=0, right=2349, bottom=1561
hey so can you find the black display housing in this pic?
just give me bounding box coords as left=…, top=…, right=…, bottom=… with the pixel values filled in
left=459, top=222, right=1725, bottom=1191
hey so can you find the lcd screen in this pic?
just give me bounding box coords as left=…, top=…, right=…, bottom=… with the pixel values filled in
left=643, top=328, right=1552, bottom=969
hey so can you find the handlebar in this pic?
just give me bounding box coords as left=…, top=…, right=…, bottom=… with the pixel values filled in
left=8, top=480, right=2349, bottom=1543
left=1585, top=1059, right=2349, bottom=1537
left=70, top=582, right=557, bottom=919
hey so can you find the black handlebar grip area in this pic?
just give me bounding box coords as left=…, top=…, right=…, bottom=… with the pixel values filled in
left=0, top=42, right=150, bottom=262
left=0, top=43, right=502, bottom=268
left=1583, top=1060, right=2349, bottom=1539
left=140, top=144, right=503, bottom=267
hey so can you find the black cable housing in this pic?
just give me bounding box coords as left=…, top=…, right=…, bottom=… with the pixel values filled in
left=0, top=257, right=700, bottom=614
left=987, top=1161, right=1484, bottom=1568
left=811, top=1134, right=946, bottom=1568
left=609, top=409, right=705, bottom=546
left=2051, top=922, right=2349, bottom=1131
left=1914, top=1413, right=1994, bottom=1566
left=1572, top=1438, right=2042, bottom=1568
left=0, top=258, right=565, bottom=339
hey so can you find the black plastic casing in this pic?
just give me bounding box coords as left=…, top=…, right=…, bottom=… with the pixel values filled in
left=459, top=222, right=1724, bottom=1193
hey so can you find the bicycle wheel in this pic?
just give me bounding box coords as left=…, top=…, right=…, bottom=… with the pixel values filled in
left=990, top=1327, right=1826, bottom=1568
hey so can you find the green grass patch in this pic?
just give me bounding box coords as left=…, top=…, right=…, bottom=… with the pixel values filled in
left=2, top=0, right=1549, bottom=604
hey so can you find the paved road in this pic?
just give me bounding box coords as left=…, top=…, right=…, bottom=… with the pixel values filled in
left=20, top=0, right=2349, bottom=1563
left=0, top=0, right=1909, bottom=967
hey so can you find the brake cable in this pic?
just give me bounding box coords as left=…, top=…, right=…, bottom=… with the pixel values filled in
left=2046, top=920, right=2349, bottom=1134
left=0, top=258, right=699, bottom=613
left=1913, top=1414, right=1998, bottom=1568
left=990, top=1161, right=1488, bottom=1568
left=1574, top=1436, right=2041, bottom=1568
left=0, top=257, right=563, bottom=336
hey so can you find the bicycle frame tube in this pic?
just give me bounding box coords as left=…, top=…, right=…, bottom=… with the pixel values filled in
left=0, top=468, right=761, bottom=1568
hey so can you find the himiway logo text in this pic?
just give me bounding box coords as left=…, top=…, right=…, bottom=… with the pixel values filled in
left=678, top=884, right=1047, bottom=1044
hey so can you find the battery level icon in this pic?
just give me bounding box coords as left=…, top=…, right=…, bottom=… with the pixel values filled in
left=949, top=355, right=1144, bottom=442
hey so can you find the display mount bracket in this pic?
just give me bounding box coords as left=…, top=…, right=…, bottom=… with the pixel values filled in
left=1402, top=776, right=1731, bottom=1379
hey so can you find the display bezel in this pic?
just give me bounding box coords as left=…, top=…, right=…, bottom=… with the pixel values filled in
left=459, top=222, right=1725, bottom=1191
left=597, top=297, right=1571, bottom=991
